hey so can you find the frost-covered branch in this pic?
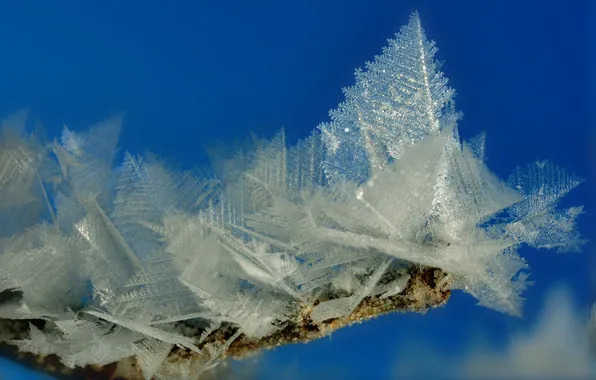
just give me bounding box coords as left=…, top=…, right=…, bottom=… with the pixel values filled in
left=0, top=11, right=584, bottom=380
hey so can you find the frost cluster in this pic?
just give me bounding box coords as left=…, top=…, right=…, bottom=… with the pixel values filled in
left=0, top=12, right=583, bottom=379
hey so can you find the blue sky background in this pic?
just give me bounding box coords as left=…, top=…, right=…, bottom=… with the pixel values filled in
left=0, top=0, right=593, bottom=379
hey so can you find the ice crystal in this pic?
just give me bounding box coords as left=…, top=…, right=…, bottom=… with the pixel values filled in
left=0, top=11, right=583, bottom=380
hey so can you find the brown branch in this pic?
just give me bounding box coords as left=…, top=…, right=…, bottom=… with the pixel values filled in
left=0, top=266, right=451, bottom=380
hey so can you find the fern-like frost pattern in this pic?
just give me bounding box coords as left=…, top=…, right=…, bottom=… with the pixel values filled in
left=0, top=12, right=583, bottom=379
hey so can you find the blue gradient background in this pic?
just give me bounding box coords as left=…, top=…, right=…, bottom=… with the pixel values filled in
left=0, top=1, right=593, bottom=379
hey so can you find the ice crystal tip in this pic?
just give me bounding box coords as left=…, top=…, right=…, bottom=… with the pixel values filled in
left=0, top=11, right=583, bottom=379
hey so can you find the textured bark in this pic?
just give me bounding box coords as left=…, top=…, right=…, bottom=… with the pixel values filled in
left=0, top=266, right=451, bottom=380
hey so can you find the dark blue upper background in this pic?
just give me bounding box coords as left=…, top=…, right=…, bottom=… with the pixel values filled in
left=0, top=1, right=592, bottom=379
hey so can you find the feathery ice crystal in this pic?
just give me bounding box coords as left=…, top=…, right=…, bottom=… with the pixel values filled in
left=0, top=12, right=583, bottom=380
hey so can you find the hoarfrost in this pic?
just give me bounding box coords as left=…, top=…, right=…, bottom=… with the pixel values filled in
left=0, top=11, right=583, bottom=379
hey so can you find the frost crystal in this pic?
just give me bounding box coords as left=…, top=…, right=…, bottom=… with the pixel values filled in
left=0, top=11, right=583, bottom=379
